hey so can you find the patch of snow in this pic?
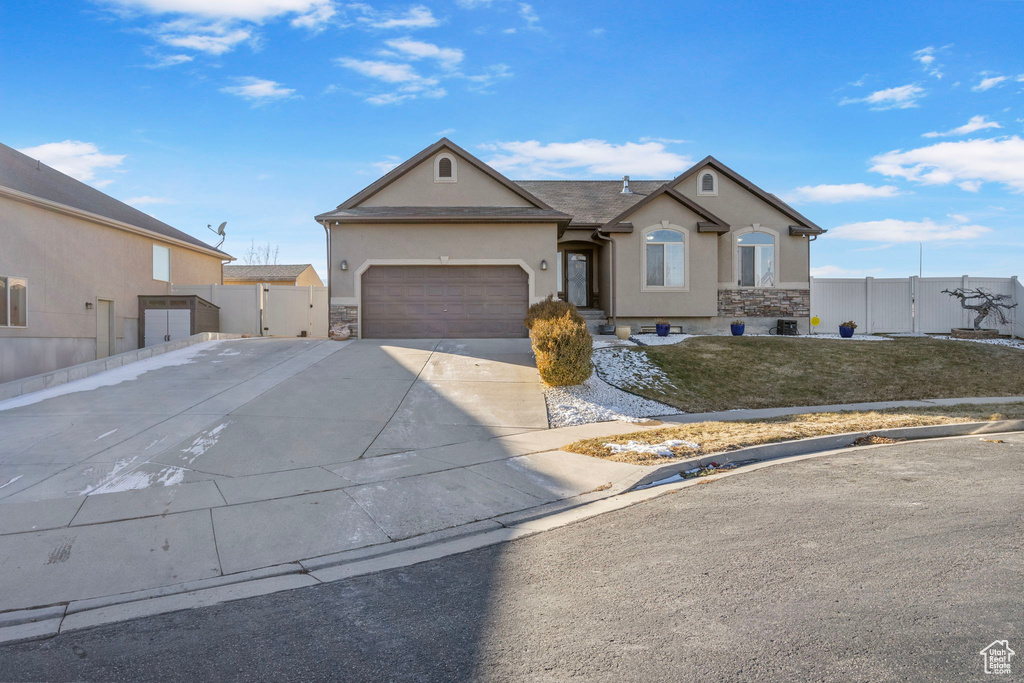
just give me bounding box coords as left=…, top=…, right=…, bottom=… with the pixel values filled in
left=86, top=466, right=187, bottom=496
left=93, top=428, right=119, bottom=442
left=78, top=456, right=140, bottom=496
left=0, top=340, right=231, bottom=412
left=0, top=475, right=24, bottom=490
left=545, top=373, right=676, bottom=428
left=604, top=439, right=699, bottom=457
left=178, top=421, right=231, bottom=464
left=593, top=347, right=676, bottom=391
left=945, top=336, right=1024, bottom=350
left=749, top=333, right=891, bottom=341
left=630, top=333, right=695, bottom=346
left=593, top=337, right=637, bottom=349
left=218, top=349, right=242, bottom=356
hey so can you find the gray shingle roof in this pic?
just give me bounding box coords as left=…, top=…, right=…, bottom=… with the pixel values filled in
left=316, top=205, right=570, bottom=221
left=0, top=142, right=231, bottom=258
left=513, top=180, right=669, bottom=225
left=223, top=264, right=313, bottom=281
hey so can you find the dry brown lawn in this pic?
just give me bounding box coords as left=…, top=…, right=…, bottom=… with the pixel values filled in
left=624, top=336, right=1024, bottom=413
left=564, top=403, right=1024, bottom=465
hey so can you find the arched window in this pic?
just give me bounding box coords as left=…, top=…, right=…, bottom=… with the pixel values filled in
left=434, top=153, right=457, bottom=183
left=643, top=227, right=687, bottom=289
left=697, top=169, right=718, bottom=196
left=736, top=229, right=776, bottom=287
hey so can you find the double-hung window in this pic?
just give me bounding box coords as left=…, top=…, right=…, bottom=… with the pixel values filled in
left=644, top=228, right=686, bottom=288
left=153, top=244, right=170, bottom=282
left=0, top=276, right=27, bottom=327
left=737, top=231, right=775, bottom=287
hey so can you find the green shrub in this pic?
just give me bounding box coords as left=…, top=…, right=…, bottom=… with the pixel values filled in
left=524, top=295, right=584, bottom=330
left=531, top=313, right=593, bottom=386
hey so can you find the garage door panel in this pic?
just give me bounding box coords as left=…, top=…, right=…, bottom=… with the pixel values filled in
left=362, top=265, right=528, bottom=339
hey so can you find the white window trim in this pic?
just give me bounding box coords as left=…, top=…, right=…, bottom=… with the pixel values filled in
left=733, top=225, right=779, bottom=289
left=153, top=244, right=171, bottom=282
left=640, top=221, right=690, bottom=293
left=697, top=168, right=719, bottom=196
left=433, top=153, right=458, bottom=183
left=0, top=276, right=28, bottom=328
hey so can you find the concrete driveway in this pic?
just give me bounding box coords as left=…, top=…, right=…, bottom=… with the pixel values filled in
left=0, top=338, right=642, bottom=613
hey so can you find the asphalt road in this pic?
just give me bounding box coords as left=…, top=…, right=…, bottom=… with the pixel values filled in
left=1, top=434, right=1021, bottom=682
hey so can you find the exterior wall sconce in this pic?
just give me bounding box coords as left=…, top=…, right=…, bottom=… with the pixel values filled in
left=340, top=260, right=348, bottom=271
left=85, top=301, right=94, bottom=309
left=540, top=259, right=548, bottom=270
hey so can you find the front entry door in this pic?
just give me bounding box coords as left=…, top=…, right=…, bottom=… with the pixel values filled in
left=565, top=251, right=590, bottom=308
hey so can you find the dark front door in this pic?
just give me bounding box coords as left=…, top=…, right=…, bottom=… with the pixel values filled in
left=565, top=251, right=591, bottom=308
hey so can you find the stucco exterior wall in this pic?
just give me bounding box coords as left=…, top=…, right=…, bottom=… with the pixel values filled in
left=359, top=151, right=532, bottom=208
left=328, top=222, right=559, bottom=305
left=0, top=195, right=224, bottom=383
left=674, top=166, right=811, bottom=287
left=609, top=195, right=720, bottom=318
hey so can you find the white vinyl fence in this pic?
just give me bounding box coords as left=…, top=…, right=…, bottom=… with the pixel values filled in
left=171, top=284, right=328, bottom=338
left=810, top=275, right=1021, bottom=337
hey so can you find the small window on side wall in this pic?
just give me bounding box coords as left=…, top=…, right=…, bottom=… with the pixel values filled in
left=153, top=244, right=170, bottom=282
left=737, top=230, right=775, bottom=287
left=0, top=276, right=27, bottom=327
left=434, top=153, right=457, bottom=183
left=644, top=228, right=686, bottom=289
left=697, top=169, right=718, bottom=196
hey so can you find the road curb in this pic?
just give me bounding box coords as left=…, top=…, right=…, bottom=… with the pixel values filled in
left=2, top=426, right=1021, bottom=646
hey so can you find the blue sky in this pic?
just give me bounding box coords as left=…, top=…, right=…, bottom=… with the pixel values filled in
left=3, top=0, right=1024, bottom=281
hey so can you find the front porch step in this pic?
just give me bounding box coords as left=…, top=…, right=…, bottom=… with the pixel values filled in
left=577, top=308, right=608, bottom=319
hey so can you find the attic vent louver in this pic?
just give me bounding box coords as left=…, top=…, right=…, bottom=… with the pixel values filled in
left=621, top=175, right=631, bottom=194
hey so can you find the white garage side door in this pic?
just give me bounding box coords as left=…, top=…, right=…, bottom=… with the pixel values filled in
left=361, top=265, right=529, bottom=339
left=144, top=309, right=167, bottom=347
left=167, top=309, right=192, bottom=342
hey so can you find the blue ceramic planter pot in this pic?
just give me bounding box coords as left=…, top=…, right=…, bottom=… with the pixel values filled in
left=731, top=323, right=745, bottom=336
left=655, top=323, right=670, bottom=337
left=839, top=325, right=855, bottom=338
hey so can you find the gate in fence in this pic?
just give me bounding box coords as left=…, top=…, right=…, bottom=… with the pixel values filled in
left=809, top=275, right=1022, bottom=337
left=170, top=283, right=328, bottom=338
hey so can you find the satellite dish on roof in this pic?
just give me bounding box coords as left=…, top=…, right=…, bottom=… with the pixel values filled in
left=206, top=222, right=227, bottom=248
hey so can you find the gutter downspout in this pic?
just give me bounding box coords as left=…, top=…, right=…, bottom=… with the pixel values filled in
left=321, top=221, right=331, bottom=332
left=593, top=229, right=617, bottom=326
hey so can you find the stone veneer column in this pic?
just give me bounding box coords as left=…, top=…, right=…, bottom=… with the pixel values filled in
left=330, top=304, right=358, bottom=337
left=717, top=289, right=810, bottom=318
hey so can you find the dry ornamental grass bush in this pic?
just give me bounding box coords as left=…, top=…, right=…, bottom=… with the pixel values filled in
left=531, top=313, right=593, bottom=386
left=524, top=295, right=584, bottom=330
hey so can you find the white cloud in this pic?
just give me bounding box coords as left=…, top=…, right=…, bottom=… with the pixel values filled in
left=840, top=84, right=925, bottom=110
left=810, top=265, right=884, bottom=277
left=972, top=74, right=1008, bottom=92
left=783, top=183, right=902, bottom=203
left=384, top=37, right=463, bottom=68
left=145, top=53, right=194, bottom=67
left=153, top=18, right=253, bottom=54
left=125, top=195, right=175, bottom=205
left=221, top=76, right=296, bottom=103
left=101, top=0, right=336, bottom=23
left=370, top=155, right=402, bottom=174
left=826, top=218, right=991, bottom=243
left=462, top=63, right=512, bottom=91
left=434, top=128, right=456, bottom=136
left=870, top=136, right=1024, bottom=192
left=947, top=213, right=970, bottom=223
left=923, top=115, right=1001, bottom=138
left=18, top=140, right=126, bottom=184
left=455, top=0, right=492, bottom=6
left=912, top=45, right=948, bottom=78
left=480, top=139, right=691, bottom=178
left=355, top=5, right=439, bottom=29
left=639, top=136, right=689, bottom=144
left=589, top=27, right=606, bottom=37
left=518, top=3, right=540, bottom=29
left=336, top=57, right=445, bottom=103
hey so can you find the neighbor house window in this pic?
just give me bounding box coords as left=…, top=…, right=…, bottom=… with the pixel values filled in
left=697, top=169, right=718, bottom=196
left=644, top=227, right=686, bottom=289
left=434, top=153, right=457, bottom=183
left=737, top=230, right=776, bottom=287
left=0, top=276, right=27, bottom=327
left=153, top=244, right=170, bottom=282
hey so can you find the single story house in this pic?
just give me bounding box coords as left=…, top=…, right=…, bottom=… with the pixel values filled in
left=223, top=264, right=323, bottom=287
left=0, top=142, right=231, bottom=384
left=317, top=138, right=824, bottom=339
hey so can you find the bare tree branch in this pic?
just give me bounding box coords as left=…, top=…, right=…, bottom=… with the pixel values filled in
left=243, top=240, right=280, bottom=266
left=942, top=287, right=1018, bottom=330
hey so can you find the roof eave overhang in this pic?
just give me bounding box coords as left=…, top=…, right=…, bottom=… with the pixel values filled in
left=597, top=184, right=729, bottom=233
left=697, top=221, right=731, bottom=234
left=0, top=184, right=234, bottom=261
left=318, top=214, right=572, bottom=228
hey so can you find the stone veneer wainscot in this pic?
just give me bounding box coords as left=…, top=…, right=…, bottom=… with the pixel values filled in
left=330, top=304, right=359, bottom=336
left=718, top=289, right=810, bottom=318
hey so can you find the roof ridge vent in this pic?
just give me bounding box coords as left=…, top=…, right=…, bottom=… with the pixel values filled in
left=621, top=175, right=631, bottom=194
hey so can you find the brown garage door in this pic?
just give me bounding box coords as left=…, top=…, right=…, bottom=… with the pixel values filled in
left=361, top=265, right=529, bottom=338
